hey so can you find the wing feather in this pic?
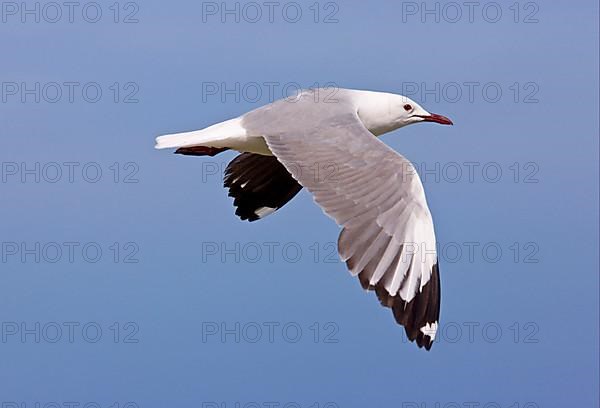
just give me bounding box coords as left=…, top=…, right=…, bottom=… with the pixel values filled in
left=241, top=90, right=441, bottom=349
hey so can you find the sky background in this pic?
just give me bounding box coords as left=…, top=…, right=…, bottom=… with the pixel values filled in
left=0, top=0, right=598, bottom=407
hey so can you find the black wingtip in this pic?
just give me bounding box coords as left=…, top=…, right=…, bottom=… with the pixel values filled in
left=367, top=263, right=440, bottom=351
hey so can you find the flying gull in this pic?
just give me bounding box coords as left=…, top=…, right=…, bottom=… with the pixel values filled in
left=155, top=88, right=453, bottom=350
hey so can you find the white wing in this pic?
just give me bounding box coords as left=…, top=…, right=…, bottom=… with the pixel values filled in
left=242, top=91, right=441, bottom=349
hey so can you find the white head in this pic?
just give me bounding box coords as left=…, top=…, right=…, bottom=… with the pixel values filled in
left=356, top=91, right=453, bottom=136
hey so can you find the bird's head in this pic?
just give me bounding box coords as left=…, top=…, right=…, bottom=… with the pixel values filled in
left=356, top=91, right=453, bottom=136
left=392, top=95, right=453, bottom=128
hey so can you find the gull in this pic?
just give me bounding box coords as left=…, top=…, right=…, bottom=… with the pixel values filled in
left=155, top=88, right=453, bottom=350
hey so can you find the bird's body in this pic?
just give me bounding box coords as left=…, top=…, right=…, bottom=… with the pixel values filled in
left=155, top=89, right=451, bottom=156
left=155, top=88, right=453, bottom=350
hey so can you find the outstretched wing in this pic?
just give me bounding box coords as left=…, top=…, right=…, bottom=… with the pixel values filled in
left=224, top=153, right=302, bottom=221
left=242, top=92, right=441, bottom=349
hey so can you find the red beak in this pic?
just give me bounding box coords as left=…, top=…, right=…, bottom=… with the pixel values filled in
left=417, top=113, right=453, bottom=125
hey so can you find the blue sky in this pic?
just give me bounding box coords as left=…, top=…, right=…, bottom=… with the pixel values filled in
left=0, top=0, right=598, bottom=407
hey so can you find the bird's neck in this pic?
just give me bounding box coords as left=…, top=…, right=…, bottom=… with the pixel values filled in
left=353, top=90, right=405, bottom=136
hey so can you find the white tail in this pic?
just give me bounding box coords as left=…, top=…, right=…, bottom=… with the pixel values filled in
left=155, top=117, right=246, bottom=150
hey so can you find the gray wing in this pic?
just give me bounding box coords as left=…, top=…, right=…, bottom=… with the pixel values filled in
left=242, top=91, right=440, bottom=349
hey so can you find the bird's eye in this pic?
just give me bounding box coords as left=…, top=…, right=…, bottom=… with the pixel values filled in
left=403, top=104, right=412, bottom=111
